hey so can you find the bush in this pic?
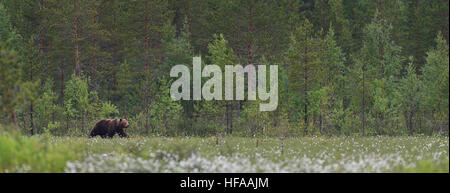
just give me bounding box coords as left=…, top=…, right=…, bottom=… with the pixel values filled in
left=0, top=132, right=83, bottom=172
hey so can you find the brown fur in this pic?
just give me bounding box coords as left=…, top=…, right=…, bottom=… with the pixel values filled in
left=89, top=119, right=130, bottom=138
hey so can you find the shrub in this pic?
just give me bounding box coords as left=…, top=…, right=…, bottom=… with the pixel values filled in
left=0, top=132, right=83, bottom=172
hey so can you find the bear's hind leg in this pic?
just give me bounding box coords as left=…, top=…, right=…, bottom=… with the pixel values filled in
left=107, top=133, right=115, bottom=138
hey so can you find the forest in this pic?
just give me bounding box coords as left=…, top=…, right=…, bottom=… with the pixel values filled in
left=0, top=0, right=449, bottom=137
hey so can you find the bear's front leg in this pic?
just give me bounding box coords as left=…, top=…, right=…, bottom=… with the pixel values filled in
left=118, top=130, right=129, bottom=138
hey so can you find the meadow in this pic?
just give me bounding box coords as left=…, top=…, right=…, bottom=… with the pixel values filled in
left=0, top=133, right=448, bottom=173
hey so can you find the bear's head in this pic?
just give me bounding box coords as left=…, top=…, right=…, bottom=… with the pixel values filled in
left=119, top=119, right=130, bottom=129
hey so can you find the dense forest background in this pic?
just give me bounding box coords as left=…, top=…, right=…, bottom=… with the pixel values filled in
left=0, top=0, right=448, bottom=137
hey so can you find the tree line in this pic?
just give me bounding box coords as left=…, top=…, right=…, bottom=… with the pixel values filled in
left=0, top=0, right=448, bottom=137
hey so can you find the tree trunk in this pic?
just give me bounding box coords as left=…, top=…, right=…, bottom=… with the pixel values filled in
left=73, top=0, right=80, bottom=77
left=187, top=0, right=192, bottom=44
left=321, top=0, right=326, bottom=33
left=30, top=44, right=34, bottom=135
left=225, top=102, right=229, bottom=134
left=60, top=62, right=65, bottom=103
left=319, top=113, right=323, bottom=134
left=229, top=102, right=233, bottom=135
left=377, top=0, right=382, bottom=16
left=123, top=76, right=127, bottom=118
left=303, top=36, right=309, bottom=136
left=30, top=103, right=34, bottom=134
left=93, top=14, right=98, bottom=91
left=47, top=41, right=51, bottom=72
left=82, top=113, right=84, bottom=133
left=409, top=110, right=415, bottom=135
left=5, top=86, right=18, bottom=130
left=247, top=4, right=254, bottom=65
left=39, top=27, right=44, bottom=55
left=362, top=64, right=366, bottom=136
left=113, top=72, right=117, bottom=87
left=11, top=107, right=18, bottom=130
left=93, top=15, right=97, bottom=66
left=144, top=3, right=150, bottom=134
left=52, top=86, right=55, bottom=124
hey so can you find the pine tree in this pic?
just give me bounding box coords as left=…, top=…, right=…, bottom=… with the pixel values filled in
left=421, top=32, right=449, bottom=134
left=398, top=57, right=420, bottom=135
left=207, top=34, right=237, bottom=135
left=355, top=12, right=403, bottom=135
left=328, top=0, right=352, bottom=55
left=320, top=27, right=346, bottom=133
left=285, top=19, right=321, bottom=135
left=0, top=41, right=20, bottom=129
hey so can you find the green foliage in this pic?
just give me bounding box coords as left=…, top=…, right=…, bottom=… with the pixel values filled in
left=0, top=39, right=22, bottom=128
left=33, top=78, right=58, bottom=132
left=42, top=122, right=60, bottom=135
left=0, top=132, right=83, bottom=172
left=397, top=57, right=421, bottom=135
left=63, top=74, right=103, bottom=134
left=420, top=32, right=449, bottom=133
left=237, top=100, right=270, bottom=137
left=0, top=3, right=15, bottom=41
left=349, top=12, right=405, bottom=135
left=328, top=0, right=352, bottom=54
left=149, top=79, right=183, bottom=136
left=0, top=0, right=449, bottom=137
left=64, top=74, right=90, bottom=117
left=284, top=19, right=321, bottom=134
left=192, top=100, right=225, bottom=136
left=207, top=34, right=237, bottom=68
left=99, top=101, right=119, bottom=118
left=116, top=60, right=132, bottom=117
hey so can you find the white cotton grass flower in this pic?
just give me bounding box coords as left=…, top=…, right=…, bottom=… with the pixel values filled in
left=62, top=136, right=448, bottom=173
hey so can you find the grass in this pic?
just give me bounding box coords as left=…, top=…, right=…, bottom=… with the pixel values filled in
left=0, top=133, right=448, bottom=173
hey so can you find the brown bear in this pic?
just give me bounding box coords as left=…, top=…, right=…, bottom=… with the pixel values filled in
left=89, top=119, right=130, bottom=138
